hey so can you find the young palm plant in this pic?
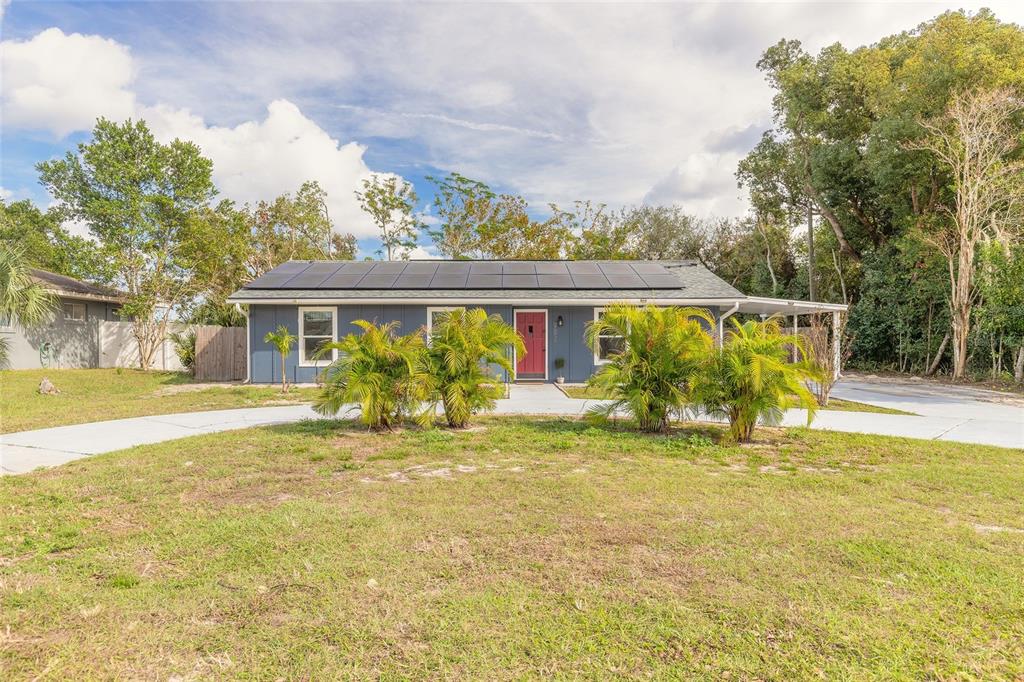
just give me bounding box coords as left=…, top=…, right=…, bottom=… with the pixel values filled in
left=426, top=308, right=525, bottom=428
left=585, top=304, right=714, bottom=433
left=0, top=244, right=56, bottom=366
left=313, top=320, right=431, bottom=430
left=692, top=317, right=821, bottom=443
left=263, top=325, right=296, bottom=393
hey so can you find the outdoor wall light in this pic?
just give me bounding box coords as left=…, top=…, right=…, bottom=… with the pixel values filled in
left=557, top=315, right=564, bottom=327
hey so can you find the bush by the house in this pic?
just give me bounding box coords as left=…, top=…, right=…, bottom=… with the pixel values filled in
left=585, top=304, right=714, bottom=433
left=169, top=329, right=197, bottom=375
left=692, top=317, right=820, bottom=442
left=426, top=307, right=524, bottom=428
left=314, top=320, right=431, bottom=430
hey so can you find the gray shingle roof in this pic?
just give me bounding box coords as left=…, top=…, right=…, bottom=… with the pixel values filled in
left=229, top=260, right=743, bottom=302
left=30, top=268, right=124, bottom=302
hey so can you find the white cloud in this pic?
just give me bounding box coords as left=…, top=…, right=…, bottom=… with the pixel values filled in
left=7, top=1, right=1024, bottom=230
left=143, top=100, right=379, bottom=237
left=2, top=27, right=384, bottom=238
left=1, top=28, right=136, bottom=137
left=405, top=245, right=440, bottom=260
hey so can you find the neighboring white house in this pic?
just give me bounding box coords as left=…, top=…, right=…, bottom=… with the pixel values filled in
left=1, top=269, right=124, bottom=370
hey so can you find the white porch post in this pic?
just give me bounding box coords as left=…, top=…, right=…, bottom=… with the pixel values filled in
left=832, top=310, right=842, bottom=380
left=792, top=314, right=798, bottom=362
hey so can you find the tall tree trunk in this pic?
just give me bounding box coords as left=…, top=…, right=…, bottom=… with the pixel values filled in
left=802, top=183, right=862, bottom=263
left=949, top=236, right=975, bottom=379
left=280, top=351, right=288, bottom=393
left=925, top=332, right=949, bottom=376
left=1014, top=346, right=1024, bottom=384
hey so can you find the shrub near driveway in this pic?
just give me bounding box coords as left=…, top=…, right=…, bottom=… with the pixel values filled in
left=1, top=418, right=1022, bottom=678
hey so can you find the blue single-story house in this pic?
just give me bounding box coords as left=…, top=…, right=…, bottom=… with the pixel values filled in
left=227, top=259, right=847, bottom=384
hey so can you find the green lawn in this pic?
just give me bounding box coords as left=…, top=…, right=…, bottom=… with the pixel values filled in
left=559, top=384, right=916, bottom=415
left=0, top=369, right=318, bottom=433
left=1, top=418, right=1021, bottom=678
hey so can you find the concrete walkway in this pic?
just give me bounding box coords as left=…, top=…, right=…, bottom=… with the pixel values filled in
left=2, top=379, right=1021, bottom=474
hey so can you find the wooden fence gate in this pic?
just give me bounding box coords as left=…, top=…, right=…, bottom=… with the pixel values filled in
left=195, top=326, right=247, bottom=381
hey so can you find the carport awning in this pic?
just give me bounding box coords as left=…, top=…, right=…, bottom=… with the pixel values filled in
left=732, top=296, right=848, bottom=317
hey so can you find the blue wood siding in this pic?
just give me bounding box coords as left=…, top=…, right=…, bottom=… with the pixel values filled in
left=247, top=303, right=723, bottom=384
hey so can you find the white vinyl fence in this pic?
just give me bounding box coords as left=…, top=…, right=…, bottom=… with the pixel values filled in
left=98, top=320, right=189, bottom=372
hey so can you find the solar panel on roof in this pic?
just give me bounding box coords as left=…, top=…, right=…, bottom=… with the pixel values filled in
left=242, top=260, right=691, bottom=291
left=502, top=274, right=538, bottom=288
left=567, top=262, right=601, bottom=275
left=629, top=262, right=666, bottom=274
left=570, top=273, right=611, bottom=288
left=246, top=273, right=297, bottom=288
left=403, top=262, right=439, bottom=275
left=535, top=262, right=569, bottom=274
left=470, top=262, right=501, bottom=274
left=604, top=272, right=646, bottom=288
left=282, top=262, right=343, bottom=288
left=272, top=261, right=313, bottom=273
left=339, top=262, right=375, bottom=273
left=537, top=274, right=573, bottom=288
left=394, top=272, right=435, bottom=288
left=502, top=262, right=535, bottom=275
left=436, top=262, right=471, bottom=275
left=596, top=262, right=633, bottom=274
left=467, top=273, right=502, bottom=288
left=357, top=273, right=400, bottom=288
left=321, top=273, right=367, bottom=288
left=369, top=262, right=406, bottom=274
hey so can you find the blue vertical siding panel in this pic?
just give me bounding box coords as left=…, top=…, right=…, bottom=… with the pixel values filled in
left=481, top=304, right=513, bottom=381
left=547, top=306, right=572, bottom=382
left=250, top=305, right=278, bottom=383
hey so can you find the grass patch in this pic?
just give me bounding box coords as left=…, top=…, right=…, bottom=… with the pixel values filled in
left=560, top=384, right=916, bottom=415
left=1, top=418, right=1022, bottom=678
left=820, top=397, right=916, bottom=415
left=0, top=369, right=319, bottom=433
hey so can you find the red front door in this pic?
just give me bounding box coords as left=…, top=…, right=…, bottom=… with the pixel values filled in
left=515, top=311, right=546, bottom=378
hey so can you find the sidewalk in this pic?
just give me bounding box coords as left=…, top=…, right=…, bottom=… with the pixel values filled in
left=2, top=382, right=1021, bottom=474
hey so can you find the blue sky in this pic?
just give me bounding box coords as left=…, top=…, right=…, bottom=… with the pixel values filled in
left=3, top=1, right=1023, bottom=258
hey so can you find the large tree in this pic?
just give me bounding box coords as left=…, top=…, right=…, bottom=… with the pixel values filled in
left=0, top=199, right=107, bottom=281
left=739, top=9, right=1024, bottom=375
left=38, top=118, right=216, bottom=370
left=912, top=88, right=1024, bottom=377
left=182, top=183, right=358, bottom=326
left=355, top=175, right=420, bottom=260
left=426, top=172, right=499, bottom=259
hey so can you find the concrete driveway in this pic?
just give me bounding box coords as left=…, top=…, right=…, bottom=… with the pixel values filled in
left=2, top=377, right=1021, bottom=474
left=830, top=374, right=1024, bottom=449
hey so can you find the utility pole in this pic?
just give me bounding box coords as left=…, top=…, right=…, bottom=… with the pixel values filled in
left=807, top=205, right=816, bottom=301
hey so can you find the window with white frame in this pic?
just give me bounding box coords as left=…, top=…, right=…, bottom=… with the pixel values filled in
left=63, top=301, right=87, bottom=322
left=298, top=307, right=336, bottom=365
left=593, top=308, right=625, bottom=364
left=0, top=313, right=13, bottom=331
left=426, top=306, right=464, bottom=336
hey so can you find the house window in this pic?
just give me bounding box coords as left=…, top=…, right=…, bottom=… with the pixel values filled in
left=0, top=313, right=12, bottom=331
left=593, top=308, right=625, bottom=364
left=63, top=302, right=87, bottom=322
left=298, top=307, right=336, bottom=365
left=426, top=306, right=464, bottom=336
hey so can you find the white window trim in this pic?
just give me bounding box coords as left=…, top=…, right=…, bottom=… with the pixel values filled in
left=298, top=306, right=337, bottom=367
left=426, top=306, right=464, bottom=336
left=63, top=301, right=87, bottom=323
left=0, top=313, right=13, bottom=333
left=513, top=308, right=548, bottom=380
left=593, top=307, right=625, bottom=366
